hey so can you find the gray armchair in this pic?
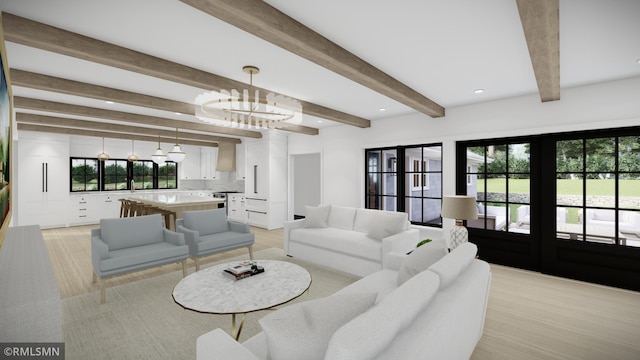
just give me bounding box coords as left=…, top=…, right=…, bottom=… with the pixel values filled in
left=177, top=208, right=255, bottom=272
left=91, top=214, right=189, bottom=303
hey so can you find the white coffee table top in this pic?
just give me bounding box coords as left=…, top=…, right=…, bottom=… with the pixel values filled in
left=172, top=260, right=311, bottom=314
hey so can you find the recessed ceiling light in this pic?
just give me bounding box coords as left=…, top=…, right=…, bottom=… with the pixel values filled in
left=317, top=120, right=323, bottom=123
left=379, top=108, right=387, bottom=112
left=175, top=112, right=182, bottom=115
left=473, top=89, right=485, bottom=94
left=105, top=101, right=114, bottom=104
left=636, top=59, right=640, bottom=64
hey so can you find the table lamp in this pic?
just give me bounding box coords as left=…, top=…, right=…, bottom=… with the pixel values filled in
left=441, top=195, right=478, bottom=250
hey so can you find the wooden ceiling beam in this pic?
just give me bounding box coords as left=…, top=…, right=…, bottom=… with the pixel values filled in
left=516, top=0, right=560, bottom=102
left=13, top=96, right=254, bottom=141
left=17, top=123, right=218, bottom=148
left=180, top=0, right=445, bottom=118
left=11, top=69, right=318, bottom=136
left=11, top=69, right=195, bottom=114
left=16, top=112, right=230, bottom=145
left=2, top=12, right=370, bottom=128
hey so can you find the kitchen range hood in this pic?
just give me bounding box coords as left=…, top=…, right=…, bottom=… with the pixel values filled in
left=216, top=142, right=236, bottom=172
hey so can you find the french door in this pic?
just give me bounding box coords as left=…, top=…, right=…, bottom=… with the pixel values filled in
left=458, top=126, right=640, bottom=291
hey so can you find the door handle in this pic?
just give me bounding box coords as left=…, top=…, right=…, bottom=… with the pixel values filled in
left=253, top=165, right=258, bottom=194
left=45, top=162, right=48, bottom=192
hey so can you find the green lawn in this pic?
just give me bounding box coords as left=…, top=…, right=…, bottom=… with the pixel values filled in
left=479, top=179, right=640, bottom=196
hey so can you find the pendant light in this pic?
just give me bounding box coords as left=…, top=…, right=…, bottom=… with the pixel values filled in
left=167, top=128, right=186, bottom=163
left=97, top=137, right=110, bottom=161
left=127, top=139, right=139, bottom=162
left=151, top=135, right=166, bottom=165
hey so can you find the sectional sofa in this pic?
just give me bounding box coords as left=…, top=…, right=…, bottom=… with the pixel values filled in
left=196, top=241, right=491, bottom=359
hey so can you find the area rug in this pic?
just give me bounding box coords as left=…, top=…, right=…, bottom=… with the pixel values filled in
left=61, top=248, right=360, bottom=360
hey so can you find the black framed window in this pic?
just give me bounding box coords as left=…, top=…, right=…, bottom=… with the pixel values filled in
left=70, top=158, right=99, bottom=192
left=365, top=143, right=442, bottom=226
left=465, top=143, right=531, bottom=232
left=70, top=157, right=178, bottom=192
left=365, top=148, right=398, bottom=212
left=103, top=159, right=129, bottom=191
left=556, top=135, right=640, bottom=246
left=157, top=162, right=177, bottom=189
left=132, top=160, right=154, bottom=190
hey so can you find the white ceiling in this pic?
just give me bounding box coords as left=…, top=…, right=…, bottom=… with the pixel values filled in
left=1, top=0, right=639, bottom=134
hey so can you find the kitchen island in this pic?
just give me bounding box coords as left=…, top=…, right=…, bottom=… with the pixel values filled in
left=127, top=192, right=225, bottom=229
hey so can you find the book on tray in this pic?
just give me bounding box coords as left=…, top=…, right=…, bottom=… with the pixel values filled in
left=223, top=261, right=264, bottom=280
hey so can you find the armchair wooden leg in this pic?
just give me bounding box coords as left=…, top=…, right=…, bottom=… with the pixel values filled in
left=99, top=278, right=106, bottom=304
left=92, top=271, right=97, bottom=284
left=194, top=257, right=200, bottom=272
left=182, top=260, right=188, bottom=277
left=248, top=246, right=254, bottom=260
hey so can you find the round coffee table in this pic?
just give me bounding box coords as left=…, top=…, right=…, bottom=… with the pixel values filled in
left=172, top=260, right=311, bottom=339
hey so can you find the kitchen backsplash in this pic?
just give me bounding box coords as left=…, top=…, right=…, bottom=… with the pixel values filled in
left=179, top=175, right=244, bottom=193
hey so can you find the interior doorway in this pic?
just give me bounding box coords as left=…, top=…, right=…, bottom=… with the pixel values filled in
left=290, top=153, right=322, bottom=219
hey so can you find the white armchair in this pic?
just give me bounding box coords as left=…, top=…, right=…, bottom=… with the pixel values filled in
left=516, top=206, right=567, bottom=226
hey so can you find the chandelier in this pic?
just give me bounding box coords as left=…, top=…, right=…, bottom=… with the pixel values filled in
left=195, top=66, right=302, bottom=129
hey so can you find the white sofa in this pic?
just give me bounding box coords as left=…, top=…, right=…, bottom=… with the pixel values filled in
left=580, top=209, right=640, bottom=235
left=196, top=242, right=491, bottom=360
left=283, top=205, right=420, bottom=277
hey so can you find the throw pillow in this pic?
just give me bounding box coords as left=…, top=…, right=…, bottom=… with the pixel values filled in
left=303, top=205, right=331, bottom=228
left=366, top=213, right=407, bottom=241
left=397, top=240, right=448, bottom=285
left=259, top=292, right=377, bottom=360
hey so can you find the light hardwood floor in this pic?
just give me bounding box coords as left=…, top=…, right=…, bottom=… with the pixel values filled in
left=41, top=225, right=640, bottom=359
left=41, top=224, right=283, bottom=298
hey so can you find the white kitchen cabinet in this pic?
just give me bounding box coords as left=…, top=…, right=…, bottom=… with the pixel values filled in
left=235, top=143, right=245, bottom=180
left=17, top=135, right=70, bottom=228
left=200, top=147, right=218, bottom=179
left=69, top=194, right=97, bottom=225
left=227, top=193, right=246, bottom=222
left=179, top=146, right=201, bottom=180
left=68, top=193, right=121, bottom=225
left=244, top=132, right=287, bottom=229
left=96, top=194, right=121, bottom=220
left=245, top=140, right=268, bottom=199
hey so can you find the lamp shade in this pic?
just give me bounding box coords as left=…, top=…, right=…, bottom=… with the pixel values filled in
left=441, top=195, right=478, bottom=220
left=151, top=148, right=166, bottom=165
left=167, top=145, right=186, bottom=162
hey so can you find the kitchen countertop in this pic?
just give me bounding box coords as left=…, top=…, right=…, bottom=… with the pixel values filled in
left=128, top=192, right=225, bottom=206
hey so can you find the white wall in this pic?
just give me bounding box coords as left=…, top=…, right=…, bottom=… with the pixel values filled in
left=287, top=77, right=640, bottom=232
left=291, top=153, right=321, bottom=215
left=69, top=135, right=169, bottom=160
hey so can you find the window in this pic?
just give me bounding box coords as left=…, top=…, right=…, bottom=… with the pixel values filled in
left=365, top=144, right=442, bottom=226
left=410, top=158, right=429, bottom=191
left=465, top=143, right=531, bottom=232
left=132, top=161, right=153, bottom=190
left=70, top=158, right=99, bottom=192
left=103, top=159, right=129, bottom=191
left=556, top=136, right=640, bottom=246
left=70, top=158, right=178, bottom=192
left=158, top=162, right=177, bottom=189
left=365, top=148, right=397, bottom=211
